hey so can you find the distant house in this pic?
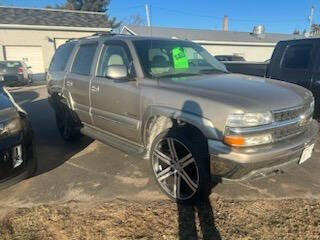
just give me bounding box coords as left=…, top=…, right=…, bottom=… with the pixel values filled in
left=0, top=6, right=111, bottom=79
left=121, top=25, right=303, bottom=62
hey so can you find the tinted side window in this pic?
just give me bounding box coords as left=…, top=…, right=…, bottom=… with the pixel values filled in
left=49, top=43, right=75, bottom=72
left=282, top=44, right=312, bottom=69
left=71, top=43, right=98, bottom=75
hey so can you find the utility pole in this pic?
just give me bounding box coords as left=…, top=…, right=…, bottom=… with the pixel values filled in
left=223, top=15, right=229, bottom=31
left=309, top=5, right=315, bottom=36
left=145, top=4, right=151, bottom=27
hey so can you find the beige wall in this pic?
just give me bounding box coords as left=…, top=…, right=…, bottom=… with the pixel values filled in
left=201, top=44, right=275, bottom=62
left=0, top=28, right=96, bottom=73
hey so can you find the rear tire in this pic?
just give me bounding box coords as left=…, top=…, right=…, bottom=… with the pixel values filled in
left=150, top=126, right=211, bottom=204
left=56, top=107, right=82, bottom=141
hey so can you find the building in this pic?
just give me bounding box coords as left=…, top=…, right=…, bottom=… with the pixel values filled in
left=121, top=25, right=303, bottom=62
left=0, top=6, right=111, bottom=79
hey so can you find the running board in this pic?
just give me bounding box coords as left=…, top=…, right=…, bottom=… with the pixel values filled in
left=81, top=126, right=145, bottom=156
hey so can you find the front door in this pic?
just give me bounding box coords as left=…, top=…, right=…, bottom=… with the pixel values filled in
left=91, top=41, right=140, bottom=143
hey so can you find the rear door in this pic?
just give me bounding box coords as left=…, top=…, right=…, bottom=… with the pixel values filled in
left=90, top=40, right=140, bottom=142
left=65, top=42, right=99, bottom=125
left=47, top=42, right=75, bottom=94
left=271, top=40, right=315, bottom=89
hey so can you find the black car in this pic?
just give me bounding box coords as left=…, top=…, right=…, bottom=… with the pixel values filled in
left=0, top=61, right=33, bottom=87
left=215, top=55, right=246, bottom=62
left=0, top=86, right=36, bottom=189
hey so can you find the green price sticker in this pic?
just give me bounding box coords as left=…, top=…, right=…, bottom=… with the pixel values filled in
left=172, top=47, right=189, bottom=69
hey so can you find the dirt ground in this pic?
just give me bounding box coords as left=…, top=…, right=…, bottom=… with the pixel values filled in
left=0, top=197, right=319, bottom=240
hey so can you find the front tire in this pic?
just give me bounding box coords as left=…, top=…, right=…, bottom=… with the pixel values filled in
left=150, top=127, right=210, bottom=204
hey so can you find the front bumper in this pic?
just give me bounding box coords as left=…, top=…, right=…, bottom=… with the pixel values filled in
left=0, top=75, right=27, bottom=87
left=0, top=118, right=36, bottom=189
left=209, top=120, right=319, bottom=181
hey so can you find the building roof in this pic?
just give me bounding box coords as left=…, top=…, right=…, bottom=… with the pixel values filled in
left=0, top=6, right=111, bottom=29
left=122, top=25, right=304, bottom=44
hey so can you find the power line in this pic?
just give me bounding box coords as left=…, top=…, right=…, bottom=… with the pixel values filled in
left=152, top=6, right=306, bottom=24
left=109, top=5, right=144, bottom=13
left=152, top=6, right=221, bottom=20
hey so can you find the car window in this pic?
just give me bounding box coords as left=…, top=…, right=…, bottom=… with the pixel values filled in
left=71, top=43, right=98, bottom=76
left=282, top=44, right=312, bottom=70
left=49, top=43, right=75, bottom=72
left=97, top=44, right=132, bottom=77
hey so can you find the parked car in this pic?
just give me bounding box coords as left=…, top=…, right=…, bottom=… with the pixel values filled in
left=224, top=38, right=320, bottom=120
left=223, top=61, right=268, bottom=77
left=215, top=55, right=246, bottom=62
left=0, top=61, right=33, bottom=87
left=47, top=34, right=318, bottom=203
left=0, top=86, right=36, bottom=189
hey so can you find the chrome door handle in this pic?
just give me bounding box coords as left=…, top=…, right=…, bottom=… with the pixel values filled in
left=91, top=85, right=99, bottom=92
left=66, top=81, right=73, bottom=87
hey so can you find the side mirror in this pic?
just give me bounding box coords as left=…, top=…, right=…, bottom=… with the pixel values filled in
left=105, top=65, right=128, bottom=80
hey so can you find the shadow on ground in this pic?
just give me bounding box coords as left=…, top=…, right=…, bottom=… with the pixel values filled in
left=11, top=89, right=93, bottom=176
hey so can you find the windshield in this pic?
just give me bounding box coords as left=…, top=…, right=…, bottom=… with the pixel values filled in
left=0, top=61, right=22, bottom=70
left=134, top=39, right=227, bottom=78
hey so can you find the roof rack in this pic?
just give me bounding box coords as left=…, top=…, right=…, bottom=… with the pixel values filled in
left=65, top=32, right=127, bottom=43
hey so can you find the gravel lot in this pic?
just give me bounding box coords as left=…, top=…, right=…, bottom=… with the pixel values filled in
left=0, top=197, right=320, bottom=240
left=0, top=86, right=319, bottom=240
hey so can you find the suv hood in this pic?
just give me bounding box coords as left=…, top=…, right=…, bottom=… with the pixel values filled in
left=158, top=73, right=312, bottom=112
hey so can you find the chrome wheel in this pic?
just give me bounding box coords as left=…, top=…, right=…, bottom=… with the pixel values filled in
left=152, top=137, right=200, bottom=200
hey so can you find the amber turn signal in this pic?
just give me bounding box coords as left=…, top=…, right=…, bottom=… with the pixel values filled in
left=224, top=135, right=245, bottom=147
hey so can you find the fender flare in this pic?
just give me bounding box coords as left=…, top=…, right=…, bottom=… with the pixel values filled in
left=142, top=106, right=221, bottom=144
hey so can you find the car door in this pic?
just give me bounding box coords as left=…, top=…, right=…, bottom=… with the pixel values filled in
left=65, top=42, right=98, bottom=125
left=276, top=41, right=315, bottom=89
left=47, top=42, right=75, bottom=94
left=91, top=40, right=140, bottom=143
left=309, top=44, right=320, bottom=118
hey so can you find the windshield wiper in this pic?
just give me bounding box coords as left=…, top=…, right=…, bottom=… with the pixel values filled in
left=155, top=72, right=199, bottom=79
left=199, top=69, right=228, bottom=74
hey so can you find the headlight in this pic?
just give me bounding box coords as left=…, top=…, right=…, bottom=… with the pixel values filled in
left=224, top=112, right=273, bottom=147
left=0, top=118, right=22, bottom=136
left=226, top=112, right=273, bottom=128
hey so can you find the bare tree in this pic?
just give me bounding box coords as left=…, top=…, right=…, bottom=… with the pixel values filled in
left=125, top=14, right=146, bottom=26
left=293, top=29, right=300, bottom=35
left=46, top=0, right=120, bottom=28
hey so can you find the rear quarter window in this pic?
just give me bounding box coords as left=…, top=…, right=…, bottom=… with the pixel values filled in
left=281, top=44, right=312, bottom=70
left=49, top=43, right=75, bottom=72
left=71, top=43, right=98, bottom=76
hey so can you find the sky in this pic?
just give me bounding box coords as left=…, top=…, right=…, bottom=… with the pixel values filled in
left=1, top=0, right=319, bottom=34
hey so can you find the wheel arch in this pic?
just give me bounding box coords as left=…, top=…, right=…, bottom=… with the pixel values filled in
left=142, top=106, right=220, bottom=149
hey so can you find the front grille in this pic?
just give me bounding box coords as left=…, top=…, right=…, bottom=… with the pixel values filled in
left=272, top=119, right=310, bottom=141
left=273, top=104, right=309, bottom=122
left=271, top=102, right=313, bottom=141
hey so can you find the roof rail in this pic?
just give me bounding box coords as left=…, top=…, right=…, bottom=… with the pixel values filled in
left=65, top=32, right=126, bottom=43
left=91, top=32, right=128, bottom=37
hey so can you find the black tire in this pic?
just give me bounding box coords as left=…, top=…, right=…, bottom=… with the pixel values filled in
left=56, top=107, right=82, bottom=141
left=150, top=126, right=211, bottom=204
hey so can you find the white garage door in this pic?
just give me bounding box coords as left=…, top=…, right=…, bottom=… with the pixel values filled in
left=5, top=46, right=44, bottom=74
